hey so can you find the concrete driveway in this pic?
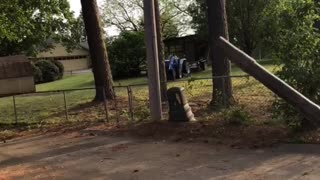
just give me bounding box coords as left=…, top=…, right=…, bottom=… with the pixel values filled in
left=0, top=131, right=320, bottom=180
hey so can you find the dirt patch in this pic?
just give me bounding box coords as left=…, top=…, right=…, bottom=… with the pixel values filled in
left=87, top=120, right=289, bottom=149
left=0, top=120, right=120, bottom=144
left=0, top=165, right=63, bottom=180
left=0, top=130, right=19, bottom=143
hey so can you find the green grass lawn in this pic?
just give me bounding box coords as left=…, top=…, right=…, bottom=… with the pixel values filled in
left=1, top=62, right=278, bottom=126
left=37, top=62, right=278, bottom=92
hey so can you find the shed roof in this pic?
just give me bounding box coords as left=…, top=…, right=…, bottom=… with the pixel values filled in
left=163, top=35, right=197, bottom=43
left=163, top=34, right=208, bottom=46
left=0, top=55, right=33, bottom=80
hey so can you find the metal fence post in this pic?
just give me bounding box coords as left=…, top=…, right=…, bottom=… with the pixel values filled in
left=127, top=86, right=134, bottom=121
left=102, top=87, right=109, bottom=123
left=113, top=87, right=120, bottom=124
left=63, top=91, right=69, bottom=121
left=13, top=96, right=18, bottom=125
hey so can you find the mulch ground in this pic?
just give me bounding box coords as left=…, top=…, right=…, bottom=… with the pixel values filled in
left=101, top=120, right=290, bottom=149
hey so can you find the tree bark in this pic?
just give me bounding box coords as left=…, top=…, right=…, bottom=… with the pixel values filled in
left=143, top=0, right=162, bottom=121
left=217, top=37, right=320, bottom=126
left=154, top=0, right=167, bottom=102
left=80, top=0, right=114, bottom=101
left=207, top=0, right=233, bottom=107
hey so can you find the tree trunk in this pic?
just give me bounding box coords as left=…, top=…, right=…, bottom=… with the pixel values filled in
left=207, top=0, right=233, bottom=107
left=143, top=0, right=162, bottom=121
left=217, top=37, right=320, bottom=126
left=154, top=0, right=167, bottom=102
left=80, top=0, right=114, bottom=101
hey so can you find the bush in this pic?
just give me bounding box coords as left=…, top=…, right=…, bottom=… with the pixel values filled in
left=34, top=60, right=60, bottom=83
left=31, top=63, right=42, bottom=83
left=222, top=107, right=252, bottom=126
left=50, top=60, right=64, bottom=79
left=108, top=31, right=146, bottom=78
left=267, top=0, right=320, bottom=128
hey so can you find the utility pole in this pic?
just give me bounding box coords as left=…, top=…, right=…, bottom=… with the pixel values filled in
left=218, top=37, right=320, bottom=126
left=143, top=0, right=162, bottom=121
left=154, top=0, right=168, bottom=102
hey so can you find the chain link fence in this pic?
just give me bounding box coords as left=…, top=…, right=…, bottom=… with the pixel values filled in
left=0, top=76, right=276, bottom=128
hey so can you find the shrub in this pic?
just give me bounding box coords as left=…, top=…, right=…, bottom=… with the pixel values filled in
left=50, top=60, right=64, bottom=79
left=267, top=0, right=320, bottom=128
left=108, top=31, right=146, bottom=78
left=31, top=63, right=42, bottom=83
left=222, top=107, right=252, bottom=126
left=34, top=60, right=60, bottom=83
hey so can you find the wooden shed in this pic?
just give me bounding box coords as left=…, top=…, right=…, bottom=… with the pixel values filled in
left=0, top=55, right=35, bottom=97
left=164, top=35, right=208, bottom=62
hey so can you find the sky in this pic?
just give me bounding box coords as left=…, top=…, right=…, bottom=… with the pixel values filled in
left=68, top=0, right=103, bottom=17
left=68, top=0, right=119, bottom=36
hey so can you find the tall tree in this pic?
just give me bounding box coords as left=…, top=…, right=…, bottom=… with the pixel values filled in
left=207, top=0, right=233, bottom=106
left=227, top=0, right=272, bottom=55
left=72, top=12, right=88, bottom=43
left=154, top=0, right=167, bottom=101
left=101, top=0, right=191, bottom=38
left=81, top=0, right=114, bottom=100
left=187, top=0, right=209, bottom=40
left=0, top=0, right=78, bottom=56
left=189, top=0, right=275, bottom=55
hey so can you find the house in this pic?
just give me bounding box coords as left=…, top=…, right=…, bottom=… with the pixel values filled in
left=31, top=42, right=92, bottom=72
left=0, top=55, right=35, bottom=97
left=163, top=35, right=208, bottom=63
